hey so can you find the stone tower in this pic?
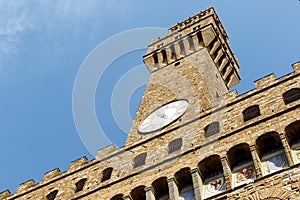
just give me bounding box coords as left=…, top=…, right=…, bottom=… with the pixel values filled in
left=1, top=7, right=300, bottom=200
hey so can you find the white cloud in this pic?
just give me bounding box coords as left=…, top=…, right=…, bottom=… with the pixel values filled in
left=0, top=0, right=130, bottom=70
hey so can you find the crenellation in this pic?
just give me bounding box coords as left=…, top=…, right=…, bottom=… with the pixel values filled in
left=14, top=179, right=35, bottom=195
left=292, top=61, right=300, bottom=72
left=41, top=168, right=61, bottom=184
left=254, top=73, right=276, bottom=90
left=67, top=156, right=88, bottom=173
left=96, top=144, right=116, bottom=160
left=0, top=190, right=10, bottom=199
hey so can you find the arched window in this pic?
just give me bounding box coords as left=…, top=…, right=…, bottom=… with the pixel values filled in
left=110, top=194, right=123, bottom=200
left=242, top=105, right=260, bottom=122
left=46, top=190, right=58, bottom=200
left=283, top=88, right=300, bottom=104
left=256, top=132, right=287, bottom=175
left=174, top=168, right=195, bottom=199
left=204, top=122, right=220, bottom=137
left=161, top=49, right=167, bottom=64
left=168, top=138, right=182, bottom=154
left=101, top=167, right=113, bottom=182
left=130, top=186, right=146, bottom=200
left=151, top=177, right=169, bottom=199
left=75, top=178, right=87, bottom=193
left=133, top=153, right=147, bottom=168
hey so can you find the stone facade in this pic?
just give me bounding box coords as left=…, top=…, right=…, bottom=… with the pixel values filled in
left=1, top=7, right=300, bottom=200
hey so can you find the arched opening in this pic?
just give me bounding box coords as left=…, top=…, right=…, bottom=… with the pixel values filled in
left=256, top=132, right=288, bottom=175
left=101, top=167, right=113, bottom=182
left=151, top=177, right=169, bottom=200
left=130, top=185, right=146, bottom=200
left=75, top=178, right=87, bottom=193
left=227, top=144, right=256, bottom=187
left=110, top=194, right=123, bottom=200
left=174, top=168, right=195, bottom=199
left=198, top=155, right=225, bottom=198
left=283, top=88, right=300, bottom=104
left=46, top=190, right=58, bottom=200
left=170, top=44, right=177, bottom=61
left=242, top=105, right=260, bottom=122
left=161, top=49, right=167, bottom=65
left=285, top=120, right=300, bottom=164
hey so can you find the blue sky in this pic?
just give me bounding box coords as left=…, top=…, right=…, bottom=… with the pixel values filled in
left=0, top=0, right=299, bottom=193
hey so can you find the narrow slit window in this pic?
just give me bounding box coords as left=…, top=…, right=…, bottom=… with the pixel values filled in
left=47, top=190, right=58, bottom=200
left=75, top=178, right=87, bottom=193
left=101, top=167, right=113, bottom=182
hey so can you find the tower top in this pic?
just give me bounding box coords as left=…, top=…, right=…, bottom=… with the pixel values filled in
left=143, top=7, right=240, bottom=88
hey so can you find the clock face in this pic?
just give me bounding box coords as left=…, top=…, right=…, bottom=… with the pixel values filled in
left=138, top=99, right=189, bottom=134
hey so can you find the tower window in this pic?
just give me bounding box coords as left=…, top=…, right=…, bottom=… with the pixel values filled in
left=168, top=138, right=182, bottom=154
left=47, top=190, right=58, bottom=200
left=170, top=44, right=176, bottom=60
left=133, top=153, right=147, bottom=168
left=101, top=167, right=113, bottom=182
left=283, top=88, right=300, bottom=104
left=75, top=178, right=87, bottom=193
left=204, top=122, right=220, bottom=137
left=153, top=53, right=159, bottom=69
left=242, top=105, right=260, bottom=122
left=161, top=49, right=167, bottom=64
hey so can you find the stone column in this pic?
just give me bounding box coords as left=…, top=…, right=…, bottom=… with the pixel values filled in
left=165, top=48, right=173, bottom=63
left=279, top=133, right=294, bottom=166
left=250, top=145, right=262, bottom=178
left=167, top=176, right=180, bottom=200
left=174, top=43, right=181, bottom=59
left=157, top=51, right=166, bottom=67
left=183, top=39, right=191, bottom=54
left=191, top=33, right=200, bottom=49
left=123, top=195, right=133, bottom=200
left=221, top=157, right=232, bottom=190
left=190, top=167, right=203, bottom=200
left=145, top=186, right=156, bottom=200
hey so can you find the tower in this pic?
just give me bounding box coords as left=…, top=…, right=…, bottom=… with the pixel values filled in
left=1, top=6, right=300, bottom=200
left=126, top=7, right=240, bottom=147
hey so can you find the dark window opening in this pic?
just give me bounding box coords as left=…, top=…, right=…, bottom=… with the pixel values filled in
left=47, top=190, right=58, bottom=200
left=170, top=44, right=176, bottom=60
left=75, top=178, right=87, bottom=193
left=242, top=105, right=260, bottom=122
left=153, top=53, right=159, bottom=69
left=204, top=122, right=220, bottom=137
left=101, top=167, right=113, bottom=182
left=196, top=31, right=204, bottom=46
left=283, top=88, right=300, bottom=104
left=168, top=138, right=182, bottom=154
left=133, top=153, right=147, bottom=168
left=161, top=49, right=167, bottom=64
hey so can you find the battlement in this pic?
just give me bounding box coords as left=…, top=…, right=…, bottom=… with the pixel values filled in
left=143, top=7, right=240, bottom=88
left=1, top=61, right=299, bottom=199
